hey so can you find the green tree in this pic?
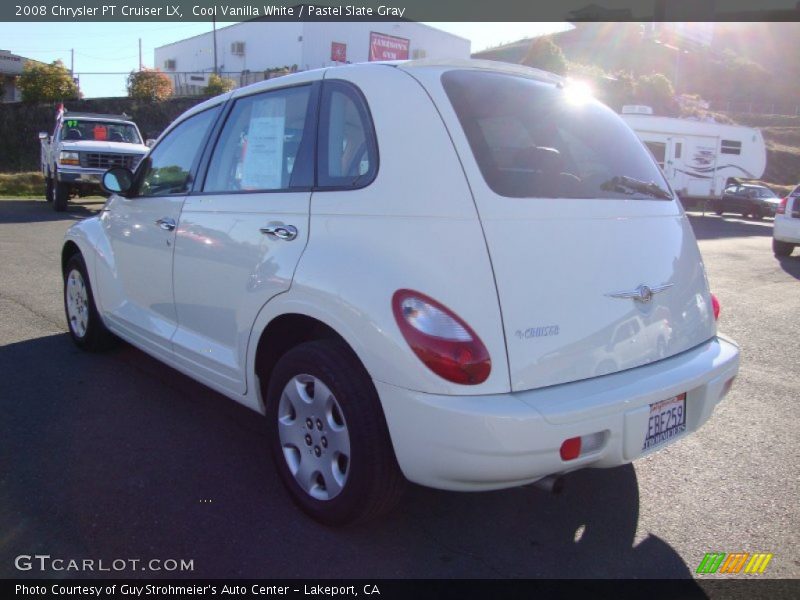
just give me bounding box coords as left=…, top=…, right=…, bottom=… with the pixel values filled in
left=635, top=73, right=678, bottom=115
left=521, top=37, right=567, bottom=76
left=600, top=71, right=636, bottom=112
left=17, top=60, right=79, bottom=103
left=203, top=73, right=235, bottom=96
left=127, top=68, right=172, bottom=101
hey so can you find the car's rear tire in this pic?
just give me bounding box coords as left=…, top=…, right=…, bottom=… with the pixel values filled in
left=773, top=238, right=794, bottom=257
left=265, top=340, right=406, bottom=525
left=63, top=253, right=116, bottom=351
left=54, top=180, right=69, bottom=212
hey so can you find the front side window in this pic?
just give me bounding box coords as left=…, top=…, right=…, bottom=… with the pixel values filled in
left=137, top=107, right=220, bottom=197
left=317, top=81, right=378, bottom=188
left=203, top=85, right=312, bottom=193
left=442, top=70, right=671, bottom=200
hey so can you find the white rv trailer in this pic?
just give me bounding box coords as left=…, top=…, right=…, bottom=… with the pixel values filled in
left=621, top=111, right=766, bottom=201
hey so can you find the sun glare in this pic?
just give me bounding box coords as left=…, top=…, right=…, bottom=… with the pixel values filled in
left=563, top=80, right=594, bottom=105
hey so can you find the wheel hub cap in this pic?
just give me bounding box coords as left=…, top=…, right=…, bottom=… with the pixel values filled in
left=277, top=374, right=350, bottom=501
left=66, top=269, right=89, bottom=338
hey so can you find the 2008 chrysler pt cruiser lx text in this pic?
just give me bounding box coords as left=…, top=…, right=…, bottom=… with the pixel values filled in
left=61, top=59, right=739, bottom=524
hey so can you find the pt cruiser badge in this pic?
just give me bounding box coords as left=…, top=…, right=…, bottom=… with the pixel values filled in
left=606, top=283, right=674, bottom=303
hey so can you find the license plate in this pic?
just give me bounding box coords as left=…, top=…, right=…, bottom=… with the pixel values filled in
left=642, top=393, right=687, bottom=451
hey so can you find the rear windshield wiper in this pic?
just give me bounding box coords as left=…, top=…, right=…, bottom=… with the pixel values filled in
left=602, top=175, right=673, bottom=200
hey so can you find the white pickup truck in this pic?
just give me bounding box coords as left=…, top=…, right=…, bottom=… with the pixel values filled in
left=40, top=112, right=149, bottom=211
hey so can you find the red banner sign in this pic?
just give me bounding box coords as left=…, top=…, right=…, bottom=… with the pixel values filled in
left=368, top=32, right=410, bottom=61
left=331, top=41, right=347, bottom=63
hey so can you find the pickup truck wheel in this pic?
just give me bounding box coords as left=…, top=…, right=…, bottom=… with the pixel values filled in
left=54, top=181, right=69, bottom=212
left=45, top=177, right=54, bottom=202
left=63, top=253, right=116, bottom=351
left=265, top=340, right=406, bottom=525
left=773, top=238, right=794, bottom=257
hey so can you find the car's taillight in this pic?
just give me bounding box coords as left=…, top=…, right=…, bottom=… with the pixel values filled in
left=711, top=293, right=720, bottom=321
left=392, top=289, right=491, bottom=385
left=777, top=197, right=788, bottom=215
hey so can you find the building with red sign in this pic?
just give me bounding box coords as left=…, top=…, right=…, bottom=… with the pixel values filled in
left=155, top=21, right=469, bottom=95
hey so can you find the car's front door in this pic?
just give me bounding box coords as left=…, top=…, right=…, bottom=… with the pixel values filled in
left=170, top=80, right=321, bottom=394
left=99, top=105, right=221, bottom=355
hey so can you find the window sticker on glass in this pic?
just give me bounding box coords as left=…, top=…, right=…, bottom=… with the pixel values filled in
left=240, top=98, right=286, bottom=190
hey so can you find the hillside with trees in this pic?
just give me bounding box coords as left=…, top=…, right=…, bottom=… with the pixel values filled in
left=487, top=22, right=800, bottom=190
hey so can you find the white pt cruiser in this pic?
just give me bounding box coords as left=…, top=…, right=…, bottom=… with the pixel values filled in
left=62, top=60, right=740, bottom=525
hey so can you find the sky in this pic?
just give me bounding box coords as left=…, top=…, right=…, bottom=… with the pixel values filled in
left=0, top=21, right=570, bottom=98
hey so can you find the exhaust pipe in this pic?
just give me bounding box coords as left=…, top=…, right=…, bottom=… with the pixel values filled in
left=534, top=475, right=565, bottom=495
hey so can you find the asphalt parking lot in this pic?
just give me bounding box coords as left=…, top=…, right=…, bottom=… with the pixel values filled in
left=1, top=197, right=798, bottom=581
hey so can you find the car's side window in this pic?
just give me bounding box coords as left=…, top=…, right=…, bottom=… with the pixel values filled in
left=137, top=106, right=220, bottom=197
left=203, top=85, right=313, bottom=193
left=317, top=81, right=378, bottom=189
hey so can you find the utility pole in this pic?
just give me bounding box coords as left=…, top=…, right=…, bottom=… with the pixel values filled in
left=138, top=38, right=142, bottom=70
left=70, top=48, right=74, bottom=75
left=212, top=16, right=218, bottom=75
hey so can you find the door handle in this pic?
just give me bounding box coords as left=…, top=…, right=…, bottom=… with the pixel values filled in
left=155, top=217, right=176, bottom=231
left=260, top=224, right=298, bottom=241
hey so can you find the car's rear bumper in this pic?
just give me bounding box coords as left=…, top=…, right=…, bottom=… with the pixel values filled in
left=761, top=204, right=778, bottom=216
left=377, top=335, right=739, bottom=491
left=774, top=215, right=800, bottom=244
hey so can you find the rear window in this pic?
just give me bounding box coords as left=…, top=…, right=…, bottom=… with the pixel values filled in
left=441, top=70, right=671, bottom=200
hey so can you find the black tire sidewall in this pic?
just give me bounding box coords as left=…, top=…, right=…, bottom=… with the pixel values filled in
left=773, top=238, right=793, bottom=257
left=54, top=179, right=69, bottom=212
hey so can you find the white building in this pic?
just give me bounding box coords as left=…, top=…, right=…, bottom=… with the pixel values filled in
left=154, top=21, right=470, bottom=95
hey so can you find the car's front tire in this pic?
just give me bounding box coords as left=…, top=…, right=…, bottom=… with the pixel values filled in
left=773, top=238, right=795, bottom=257
left=265, top=340, right=406, bottom=525
left=63, top=253, right=116, bottom=351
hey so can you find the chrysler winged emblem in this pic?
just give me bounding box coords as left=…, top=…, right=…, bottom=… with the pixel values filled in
left=606, top=283, right=673, bottom=303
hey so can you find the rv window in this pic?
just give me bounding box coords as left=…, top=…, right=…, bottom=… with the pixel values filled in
left=674, top=143, right=682, bottom=159
left=644, top=141, right=666, bottom=169
left=721, top=140, right=741, bottom=155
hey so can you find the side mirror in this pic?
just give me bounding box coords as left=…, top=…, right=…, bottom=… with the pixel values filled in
left=102, top=167, right=134, bottom=195
left=38, top=132, right=48, bottom=140
left=145, top=139, right=156, bottom=148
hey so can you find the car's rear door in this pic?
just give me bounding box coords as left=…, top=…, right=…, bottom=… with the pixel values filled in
left=99, top=104, right=221, bottom=355
left=170, top=75, right=321, bottom=394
